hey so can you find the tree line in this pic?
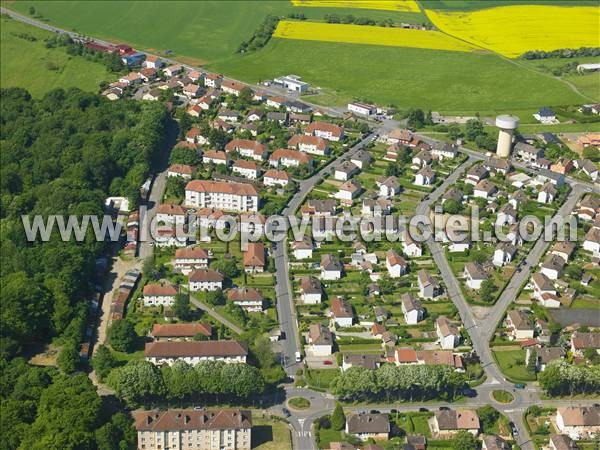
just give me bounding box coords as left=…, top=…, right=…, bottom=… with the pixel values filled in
left=107, top=360, right=266, bottom=406
left=521, top=47, right=600, bottom=60
left=538, top=360, right=600, bottom=396
left=331, top=364, right=466, bottom=402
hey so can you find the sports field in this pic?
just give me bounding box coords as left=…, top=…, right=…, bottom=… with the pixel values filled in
left=0, top=16, right=111, bottom=97
left=210, top=38, right=587, bottom=112
left=426, top=5, right=600, bottom=57
left=273, top=20, right=475, bottom=52
left=291, top=0, right=420, bottom=12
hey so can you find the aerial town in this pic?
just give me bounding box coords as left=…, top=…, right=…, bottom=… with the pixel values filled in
left=0, top=2, right=599, bottom=450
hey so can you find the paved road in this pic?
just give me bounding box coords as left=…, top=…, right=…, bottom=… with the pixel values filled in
left=0, top=7, right=346, bottom=119
left=478, top=183, right=590, bottom=339
left=274, top=132, right=379, bottom=378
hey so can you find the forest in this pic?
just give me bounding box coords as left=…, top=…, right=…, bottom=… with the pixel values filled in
left=0, top=87, right=170, bottom=449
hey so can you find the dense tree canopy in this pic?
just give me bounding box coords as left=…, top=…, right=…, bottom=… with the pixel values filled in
left=0, top=87, right=170, bottom=357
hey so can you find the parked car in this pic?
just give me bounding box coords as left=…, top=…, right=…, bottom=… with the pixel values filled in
left=282, top=408, right=291, bottom=418
left=509, top=421, right=519, bottom=435
left=514, top=383, right=525, bottom=389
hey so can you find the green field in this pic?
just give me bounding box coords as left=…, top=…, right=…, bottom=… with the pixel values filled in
left=8, top=0, right=423, bottom=64
left=492, top=349, right=536, bottom=382
left=5, top=1, right=597, bottom=111
left=211, top=38, right=588, bottom=112
left=0, top=16, right=113, bottom=96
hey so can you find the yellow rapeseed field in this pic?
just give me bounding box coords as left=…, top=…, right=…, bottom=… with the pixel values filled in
left=291, top=0, right=421, bottom=13
left=273, top=20, right=476, bottom=52
left=426, top=5, right=600, bottom=58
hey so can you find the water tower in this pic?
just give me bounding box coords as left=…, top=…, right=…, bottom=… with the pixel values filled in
left=495, top=115, right=519, bottom=158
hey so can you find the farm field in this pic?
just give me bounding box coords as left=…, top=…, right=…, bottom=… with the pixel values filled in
left=7, top=0, right=421, bottom=64
left=273, top=20, right=475, bottom=52
left=425, top=5, right=600, bottom=57
left=210, top=38, right=587, bottom=112
left=420, top=0, right=598, bottom=11
left=0, top=16, right=112, bottom=97
left=291, top=0, right=420, bottom=12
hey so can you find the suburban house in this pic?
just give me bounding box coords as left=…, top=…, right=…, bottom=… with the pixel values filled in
left=394, top=348, right=463, bottom=371
left=418, top=269, right=440, bottom=299
left=134, top=409, right=252, bottom=450
left=225, top=139, right=268, bottom=161
left=227, top=288, right=264, bottom=313
left=204, top=72, right=223, bottom=88
left=525, top=346, right=565, bottom=372
left=222, top=79, right=245, bottom=96
left=143, top=283, right=178, bottom=307
left=163, top=64, right=183, bottom=77
left=430, top=142, right=458, bottom=160
left=330, top=297, right=354, bottom=327
left=551, top=241, right=577, bottom=263
left=142, top=55, right=163, bottom=69
left=378, top=176, right=401, bottom=198
left=150, top=322, right=212, bottom=341
left=555, top=406, right=600, bottom=440
left=541, top=254, right=566, bottom=280
left=144, top=340, right=248, bottom=366
left=321, top=254, right=343, bottom=280
left=463, top=262, right=488, bottom=290
left=403, top=232, right=423, bottom=257
left=484, top=157, right=511, bottom=176
left=335, top=161, right=360, bottom=181
left=203, top=150, right=229, bottom=166
left=351, top=150, right=373, bottom=169
left=335, top=180, right=362, bottom=204
left=156, top=203, right=187, bottom=225
left=305, top=122, right=344, bottom=142
left=301, top=199, right=337, bottom=216
left=292, top=236, right=313, bottom=260
left=412, top=149, right=432, bottom=168
left=583, top=225, right=600, bottom=256
left=341, top=354, right=381, bottom=372
left=188, top=269, right=223, bottom=292
left=345, top=414, right=390, bottom=441
left=505, top=310, right=534, bottom=340
left=386, top=249, right=408, bottom=278
left=538, top=182, right=558, bottom=204
left=243, top=242, right=265, bottom=273
left=307, top=324, right=333, bottom=356
left=473, top=179, right=498, bottom=199
left=300, top=276, right=323, bottom=304
left=531, top=272, right=556, bottom=300
left=430, top=410, right=480, bottom=437
left=481, top=435, right=509, bottom=450
left=534, top=107, right=556, bottom=124
left=217, top=109, right=240, bottom=123
left=401, top=293, right=424, bottom=325
left=174, top=247, right=210, bottom=275
left=167, top=164, right=194, bottom=179
left=185, top=180, right=259, bottom=213
left=183, top=83, right=201, bottom=98
left=515, top=142, right=544, bottom=162
left=263, top=169, right=290, bottom=187
left=436, top=316, right=460, bottom=349
left=414, top=166, right=435, bottom=186
left=362, top=198, right=392, bottom=216
left=288, top=134, right=329, bottom=155
left=269, top=148, right=312, bottom=168
left=155, top=227, right=187, bottom=248
left=142, top=89, right=161, bottom=101
left=442, top=187, right=464, bottom=205
left=496, top=203, right=517, bottom=225
left=232, top=160, right=260, bottom=179
left=548, top=434, right=578, bottom=450
left=466, top=165, right=489, bottom=185
left=493, top=243, right=517, bottom=267
left=570, top=331, right=600, bottom=357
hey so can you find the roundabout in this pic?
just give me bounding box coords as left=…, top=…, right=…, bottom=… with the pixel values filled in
left=491, top=389, right=515, bottom=404
left=287, top=396, right=311, bottom=410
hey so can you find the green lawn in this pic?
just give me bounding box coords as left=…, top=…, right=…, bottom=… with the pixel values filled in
left=492, top=348, right=536, bottom=382
left=252, top=417, right=292, bottom=450
left=0, top=16, right=113, bottom=97
left=305, top=368, right=339, bottom=389
left=210, top=38, right=587, bottom=112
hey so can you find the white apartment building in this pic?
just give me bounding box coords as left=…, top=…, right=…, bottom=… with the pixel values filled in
left=185, top=180, right=259, bottom=213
